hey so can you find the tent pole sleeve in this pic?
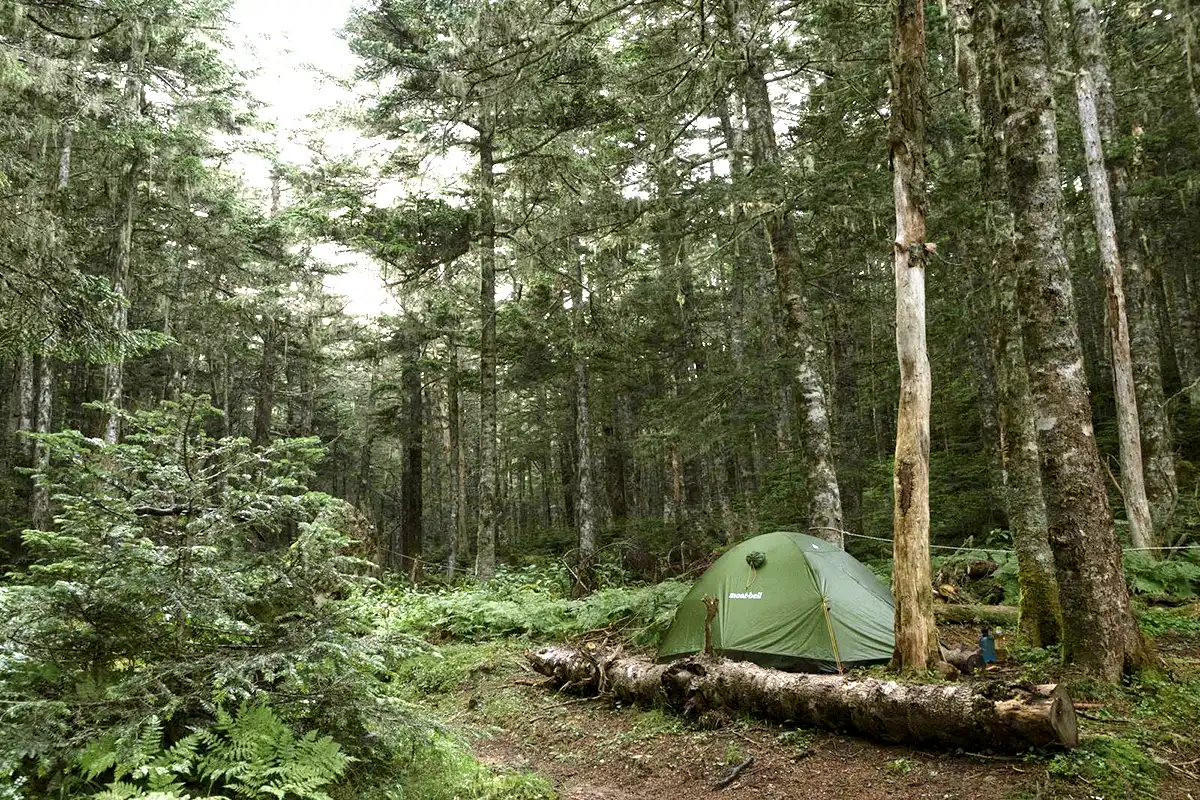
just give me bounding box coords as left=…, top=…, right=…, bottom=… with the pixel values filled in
left=822, top=599, right=844, bottom=674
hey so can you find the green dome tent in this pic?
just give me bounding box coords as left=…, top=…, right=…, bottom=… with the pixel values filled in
left=657, top=531, right=895, bottom=673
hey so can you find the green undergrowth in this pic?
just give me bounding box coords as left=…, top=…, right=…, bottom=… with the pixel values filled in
left=0, top=403, right=559, bottom=800
left=1000, top=607, right=1200, bottom=799
left=1047, top=736, right=1161, bottom=799
left=1124, top=549, right=1200, bottom=599
left=1138, top=604, right=1200, bottom=637
left=383, top=736, right=555, bottom=800
left=384, top=564, right=689, bottom=645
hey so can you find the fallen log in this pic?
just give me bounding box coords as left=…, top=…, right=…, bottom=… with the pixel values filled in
left=939, top=644, right=984, bottom=675
left=526, top=647, right=1077, bottom=752
left=934, top=603, right=1019, bottom=626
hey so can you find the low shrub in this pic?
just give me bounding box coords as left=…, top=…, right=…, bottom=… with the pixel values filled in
left=385, top=563, right=688, bottom=646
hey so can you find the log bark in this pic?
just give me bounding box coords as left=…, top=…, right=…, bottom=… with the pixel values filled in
left=934, top=603, right=1019, bottom=627
left=526, top=647, right=1078, bottom=752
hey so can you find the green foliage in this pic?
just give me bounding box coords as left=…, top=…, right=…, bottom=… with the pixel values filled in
left=1006, top=642, right=1063, bottom=684
left=775, top=729, right=815, bottom=758
left=932, top=530, right=1021, bottom=604
left=1047, top=736, right=1161, bottom=799
left=1123, top=550, right=1200, bottom=598
left=1137, top=607, right=1200, bottom=637
left=619, top=709, right=684, bottom=743
left=721, top=742, right=745, bottom=766
left=387, top=564, right=688, bottom=645
left=191, top=704, right=349, bottom=800
left=389, top=642, right=515, bottom=704
left=79, top=704, right=348, bottom=800
left=0, top=402, right=421, bottom=798
left=1126, top=669, right=1200, bottom=732
left=382, top=736, right=555, bottom=800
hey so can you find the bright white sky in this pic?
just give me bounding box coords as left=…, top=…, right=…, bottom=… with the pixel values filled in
left=228, top=0, right=399, bottom=318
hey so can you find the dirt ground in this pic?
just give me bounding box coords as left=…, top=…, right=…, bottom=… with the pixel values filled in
left=445, top=620, right=1200, bottom=800
left=472, top=692, right=1051, bottom=799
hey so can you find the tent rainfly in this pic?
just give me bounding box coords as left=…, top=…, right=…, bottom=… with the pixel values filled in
left=656, top=531, right=895, bottom=673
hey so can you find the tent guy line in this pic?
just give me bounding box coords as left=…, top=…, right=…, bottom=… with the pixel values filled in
left=821, top=528, right=1200, bottom=555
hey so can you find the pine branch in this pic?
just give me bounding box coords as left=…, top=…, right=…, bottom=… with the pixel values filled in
left=27, top=14, right=124, bottom=41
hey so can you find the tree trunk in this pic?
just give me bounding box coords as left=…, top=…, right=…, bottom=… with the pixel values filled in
left=716, top=92, right=762, bottom=522
left=1174, top=0, right=1200, bottom=137
left=737, top=52, right=843, bottom=546
left=604, top=393, right=631, bottom=525
left=889, top=0, right=939, bottom=672
left=996, top=0, right=1144, bottom=680
left=572, top=249, right=597, bottom=596
left=527, top=648, right=1078, bottom=752
left=443, top=341, right=461, bottom=580
left=475, top=130, right=498, bottom=581
left=253, top=319, right=277, bottom=449
left=830, top=297, right=863, bottom=538
left=1068, top=0, right=1176, bottom=542
left=1163, top=257, right=1200, bottom=403
left=30, top=355, right=53, bottom=530
left=400, top=345, right=424, bottom=579
left=16, top=354, right=34, bottom=461
left=1072, top=69, right=1154, bottom=552
left=961, top=0, right=1062, bottom=647
left=102, top=22, right=146, bottom=445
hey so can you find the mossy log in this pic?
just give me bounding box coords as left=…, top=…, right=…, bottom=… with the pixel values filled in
left=934, top=603, right=1019, bottom=626
left=526, top=647, right=1077, bottom=752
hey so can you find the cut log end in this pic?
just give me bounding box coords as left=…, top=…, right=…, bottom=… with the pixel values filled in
left=1041, top=684, right=1079, bottom=749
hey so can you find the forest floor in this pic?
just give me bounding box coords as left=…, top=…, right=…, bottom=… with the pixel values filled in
left=403, top=614, right=1200, bottom=800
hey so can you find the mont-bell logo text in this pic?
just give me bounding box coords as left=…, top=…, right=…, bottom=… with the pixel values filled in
left=728, top=591, right=763, bottom=600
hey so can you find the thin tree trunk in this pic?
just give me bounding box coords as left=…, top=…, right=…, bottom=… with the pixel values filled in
left=1163, top=259, right=1200, bottom=402
left=1175, top=0, right=1200, bottom=137
left=1073, top=69, right=1154, bottom=552
left=997, top=0, right=1144, bottom=680
left=400, top=345, right=423, bottom=580
left=443, top=341, right=461, bottom=580
left=16, top=355, right=34, bottom=461
left=102, top=22, right=146, bottom=444
left=830, top=295, right=863, bottom=538
left=1068, top=0, right=1176, bottom=542
left=253, top=320, right=277, bottom=449
left=572, top=249, right=597, bottom=595
left=605, top=393, right=630, bottom=525
left=30, top=355, right=53, bottom=530
left=716, top=93, right=761, bottom=523
left=889, top=0, right=939, bottom=672
left=475, top=130, right=498, bottom=581
left=453, top=345, right=469, bottom=566
left=738, top=54, right=844, bottom=546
